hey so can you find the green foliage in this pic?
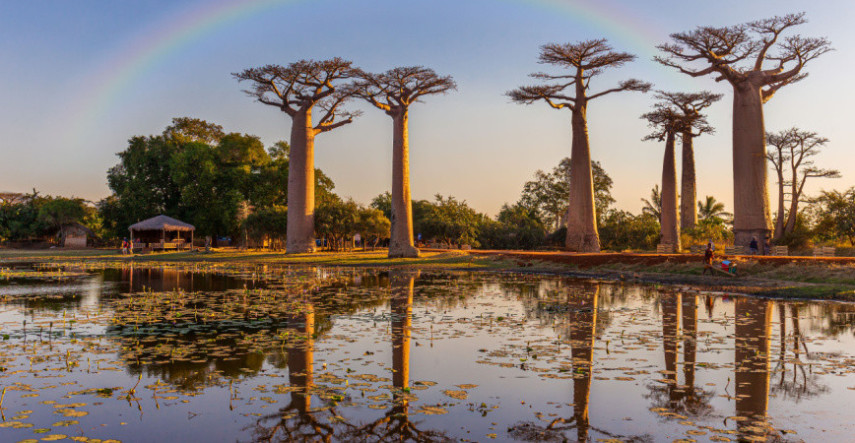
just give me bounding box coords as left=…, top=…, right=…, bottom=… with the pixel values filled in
left=810, top=188, right=855, bottom=246
left=421, top=195, right=484, bottom=247
left=519, top=158, right=614, bottom=229
left=641, top=185, right=661, bottom=221
left=370, top=192, right=392, bottom=220
left=0, top=192, right=99, bottom=242
left=684, top=217, right=733, bottom=245
left=697, top=195, right=731, bottom=224
left=478, top=203, right=546, bottom=250
left=598, top=211, right=660, bottom=251
left=244, top=206, right=287, bottom=248
left=314, top=198, right=361, bottom=251
left=100, top=117, right=336, bottom=240
left=358, top=207, right=391, bottom=249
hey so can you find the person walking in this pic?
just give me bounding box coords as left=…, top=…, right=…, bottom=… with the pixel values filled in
left=702, top=243, right=714, bottom=275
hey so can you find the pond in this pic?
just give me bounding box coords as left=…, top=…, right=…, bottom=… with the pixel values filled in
left=1, top=263, right=855, bottom=442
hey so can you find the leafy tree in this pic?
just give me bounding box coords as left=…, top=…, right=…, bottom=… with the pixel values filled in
left=479, top=203, right=547, bottom=250
left=357, top=207, right=391, bottom=250
left=38, top=197, right=88, bottom=239
left=421, top=195, right=483, bottom=247
left=697, top=196, right=731, bottom=224
left=641, top=185, right=662, bottom=222
left=244, top=206, right=288, bottom=249
left=810, top=188, right=855, bottom=246
left=519, top=159, right=614, bottom=230
left=163, top=117, right=225, bottom=144
left=170, top=142, right=243, bottom=237
left=370, top=192, right=393, bottom=220
left=268, top=141, right=290, bottom=161
left=314, top=198, right=360, bottom=251
left=598, top=211, right=660, bottom=251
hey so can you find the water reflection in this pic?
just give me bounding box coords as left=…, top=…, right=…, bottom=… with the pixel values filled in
left=4, top=266, right=855, bottom=442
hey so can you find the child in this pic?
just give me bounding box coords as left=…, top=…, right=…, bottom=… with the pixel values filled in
left=702, top=243, right=714, bottom=275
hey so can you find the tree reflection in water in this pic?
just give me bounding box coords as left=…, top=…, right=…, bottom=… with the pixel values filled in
left=510, top=283, right=651, bottom=442
left=733, top=297, right=778, bottom=441
left=772, top=303, right=828, bottom=402
left=645, top=293, right=714, bottom=418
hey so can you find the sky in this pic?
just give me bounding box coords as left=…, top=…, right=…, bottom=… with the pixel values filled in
left=1, top=0, right=853, bottom=217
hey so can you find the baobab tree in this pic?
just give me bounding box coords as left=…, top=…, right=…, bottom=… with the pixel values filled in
left=655, top=91, right=722, bottom=230
left=352, top=67, right=456, bottom=258
left=656, top=13, right=832, bottom=253
left=642, top=102, right=684, bottom=251
left=766, top=128, right=839, bottom=239
left=233, top=58, right=360, bottom=253
left=509, top=39, right=652, bottom=252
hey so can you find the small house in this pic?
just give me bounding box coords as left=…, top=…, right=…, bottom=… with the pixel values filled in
left=61, top=223, right=94, bottom=248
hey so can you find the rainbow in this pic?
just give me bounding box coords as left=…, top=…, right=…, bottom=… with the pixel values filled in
left=68, top=0, right=665, bottom=144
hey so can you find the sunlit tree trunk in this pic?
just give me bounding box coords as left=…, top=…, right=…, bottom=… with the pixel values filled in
left=680, top=132, right=697, bottom=231
left=565, top=104, right=600, bottom=252
left=732, top=83, right=771, bottom=253
left=389, top=110, right=419, bottom=258
left=773, top=166, right=786, bottom=240
left=661, top=132, right=681, bottom=251
left=662, top=293, right=681, bottom=408
left=286, top=108, right=316, bottom=254
left=783, top=174, right=800, bottom=235
left=682, top=295, right=697, bottom=389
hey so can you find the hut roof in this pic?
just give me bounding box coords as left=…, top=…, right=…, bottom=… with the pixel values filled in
left=129, top=215, right=195, bottom=232
left=62, top=222, right=95, bottom=236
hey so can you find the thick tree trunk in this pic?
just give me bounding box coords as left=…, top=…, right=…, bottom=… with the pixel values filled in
left=391, top=271, right=414, bottom=389
left=660, top=132, right=681, bottom=251
left=680, top=132, right=697, bottom=231
left=388, top=110, right=419, bottom=258
left=773, top=167, right=786, bottom=240
left=564, top=106, right=600, bottom=252
left=732, top=83, right=772, bottom=253
left=286, top=108, right=316, bottom=254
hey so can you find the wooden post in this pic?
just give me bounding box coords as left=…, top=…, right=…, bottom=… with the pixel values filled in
left=191, top=230, right=194, bottom=251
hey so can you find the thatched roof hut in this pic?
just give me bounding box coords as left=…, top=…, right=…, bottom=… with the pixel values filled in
left=129, top=215, right=195, bottom=249
left=129, top=215, right=195, bottom=232
left=61, top=222, right=95, bottom=248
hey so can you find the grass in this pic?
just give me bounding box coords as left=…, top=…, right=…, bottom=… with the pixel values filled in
left=4, top=247, right=855, bottom=300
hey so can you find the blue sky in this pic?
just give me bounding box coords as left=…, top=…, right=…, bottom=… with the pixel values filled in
left=1, top=0, right=852, bottom=216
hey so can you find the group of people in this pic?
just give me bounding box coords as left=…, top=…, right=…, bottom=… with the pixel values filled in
left=702, top=240, right=738, bottom=276
left=120, top=238, right=134, bottom=255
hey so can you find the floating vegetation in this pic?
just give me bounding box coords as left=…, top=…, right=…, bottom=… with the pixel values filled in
left=0, top=263, right=854, bottom=441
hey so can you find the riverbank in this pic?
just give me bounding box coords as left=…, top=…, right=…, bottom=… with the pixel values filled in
left=2, top=248, right=854, bottom=300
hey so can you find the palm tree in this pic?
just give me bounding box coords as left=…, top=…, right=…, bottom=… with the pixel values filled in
left=697, top=196, right=731, bottom=223
left=641, top=185, right=662, bottom=222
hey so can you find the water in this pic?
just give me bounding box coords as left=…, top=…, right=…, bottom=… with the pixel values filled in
left=1, top=263, right=854, bottom=442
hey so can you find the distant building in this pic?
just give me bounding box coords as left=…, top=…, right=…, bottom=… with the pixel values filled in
left=61, top=223, right=95, bottom=248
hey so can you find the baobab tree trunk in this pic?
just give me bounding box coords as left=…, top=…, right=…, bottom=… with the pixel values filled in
left=565, top=106, right=600, bottom=252
left=773, top=167, right=786, bottom=240
left=388, top=110, right=419, bottom=258
left=783, top=186, right=800, bottom=235
left=661, top=132, right=681, bottom=251
left=680, top=132, right=697, bottom=231
left=286, top=108, right=316, bottom=254
left=732, top=82, right=771, bottom=254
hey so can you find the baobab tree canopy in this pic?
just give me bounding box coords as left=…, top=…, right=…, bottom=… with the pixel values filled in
left=655, top=13, right=832, bottom=101
left=232, top=58, right=361, bottom=131
left=655, top=12, right=832, bottom=252
left=508, top=39, right=651, bottom=252
left=353, top=66, right=456, bottom=113
left=352, top=66, right=456, bottom=258
left=653, top=91, right=721, bottom=232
